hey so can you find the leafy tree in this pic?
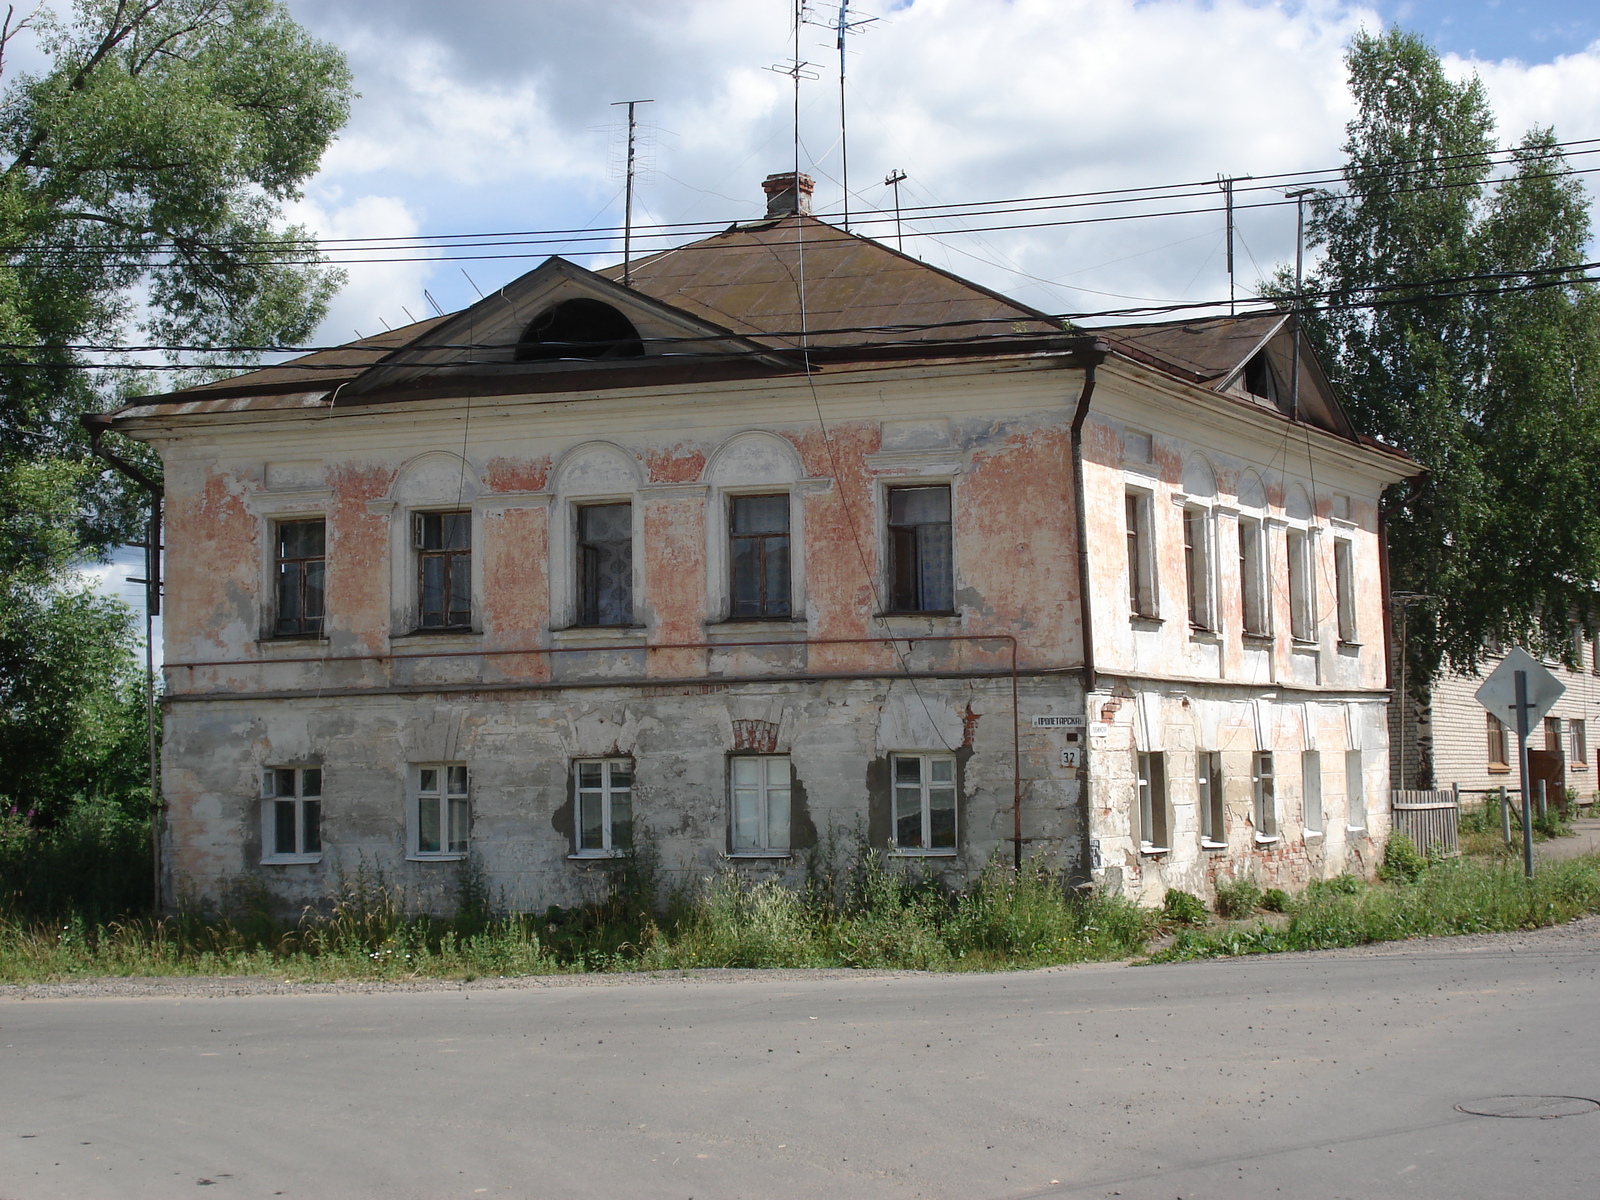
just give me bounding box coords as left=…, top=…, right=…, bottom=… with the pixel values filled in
left=1293, top=28, right=1600, bottom=685
left=0, top=0, right=352, bottom=545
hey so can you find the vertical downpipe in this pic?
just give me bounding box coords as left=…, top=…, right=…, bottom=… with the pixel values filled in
left=1070, top=350, right=1104, bottom=883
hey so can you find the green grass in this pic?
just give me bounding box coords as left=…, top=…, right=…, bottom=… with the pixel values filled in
left=0, top=851, right=1157, bottom=984
left=1149, top=853, right=1600, bottom=963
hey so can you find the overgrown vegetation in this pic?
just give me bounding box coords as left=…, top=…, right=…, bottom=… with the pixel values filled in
left=0, top=847, right=1156, bottom=984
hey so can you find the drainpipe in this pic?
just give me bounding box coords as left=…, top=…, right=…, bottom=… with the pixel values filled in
left=82, top=413, right=164, bottom=914
left=1069, top=347, right=1105, bottom=883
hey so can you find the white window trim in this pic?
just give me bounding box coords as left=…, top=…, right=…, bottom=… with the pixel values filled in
left=381, top=505, right=481, bottom=636
left=558, top=495, right=645, bottom=632
left=1198, top=750, right=1226, bottom=850
left=408, top=762, right=470, bottom=861
left=727, top=754, right=793, bottom=858
left=570, top=757, right=634, bottom=859
left=888, top=752, right=959, bottom=856
left=260, top=766, right=323, bottom=865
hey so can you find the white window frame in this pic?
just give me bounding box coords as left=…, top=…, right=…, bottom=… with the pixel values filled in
left=1573, top=719, right=1588, bottom=771
left=572, top=758, right=634, bottom=858
left=889, top=752, right=958, bottom=855
left=1238, top=515, right=1270, bottom=637
left=260, top=766, right=323, bottom=865
left=1252, top=750, right=1278, bottom=842
left=1198, top=750, right=1225, bottom=849
left=1345, top=749, right=1366, bottom=832
left=1125, top=488, right=1158, bottom=619
left=1286, top=528, right=1315, bottom=643
left=409, top=763, right=470, bottom=860
left=1302, top=750, right=1323, bottom=835
left=1333, top=537, right=1357, bottom=643
left=1182, top=505, right=1216, bottom=632
left=1136, top=751, right=1170, bottom=853
left=410, top=508, right=475, bottom=632
left=729, top=754, right=792, bottom=857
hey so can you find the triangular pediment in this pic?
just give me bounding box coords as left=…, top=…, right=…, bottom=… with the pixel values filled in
left=345, top=257, right=796, bottom=398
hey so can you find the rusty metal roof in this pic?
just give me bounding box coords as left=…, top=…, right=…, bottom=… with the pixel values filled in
left=1090, top=313, right=1286, bottom=384
left=597, top=214, right=1062, bottom=350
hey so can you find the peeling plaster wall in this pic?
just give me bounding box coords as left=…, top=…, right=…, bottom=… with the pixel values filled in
left=141, top=355, right=1401, bottom=912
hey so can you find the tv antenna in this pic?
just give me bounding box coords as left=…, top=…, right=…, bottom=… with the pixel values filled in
left=1284, top=186, right=1315, bottom=422
left=611, top=98, right=653, bottom=286
left=1217, top=174, right=1251, bottom=314
left=884, top=168, right=907, bottom=250
left=810, top=2, right=877, bottom=232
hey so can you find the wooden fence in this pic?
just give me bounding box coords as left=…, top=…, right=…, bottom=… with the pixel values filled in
left=1390, top=788, right=1460, bottom=857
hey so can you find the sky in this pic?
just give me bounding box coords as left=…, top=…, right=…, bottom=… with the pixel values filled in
left=267, top=0, right=1600, bottom=343
left=75, top=0, right=1600, bottom=638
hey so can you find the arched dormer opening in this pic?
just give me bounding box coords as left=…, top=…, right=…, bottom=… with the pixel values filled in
left=516, top=298, right=644, bottom=362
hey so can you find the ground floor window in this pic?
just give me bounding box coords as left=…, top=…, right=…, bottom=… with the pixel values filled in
left=1345, top=749, right=1366, bottom=831
left=1197, top=751, right=1225, bottom=848
left=261, top=766, right=321, bottom=862
left=1136, top=751, right=1170, bottom=852
left=1252, top=751, right=1277, bottom=840
left=1302, top=750, right=1323, bottom=834
left=892, top=753, right=957, bottom=852
left=730, top=755, right=791, bottom=855
left=575, top=758, right=633, bottom=856
left=411, top=764, right=469, bottom=858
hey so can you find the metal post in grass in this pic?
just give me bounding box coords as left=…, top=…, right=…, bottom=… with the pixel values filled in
left=1501, top=785, right=1512, bottom=849
left=1516, top=671, right=1535, bottom=879
left=1537, top=779, right=1547, bottom=822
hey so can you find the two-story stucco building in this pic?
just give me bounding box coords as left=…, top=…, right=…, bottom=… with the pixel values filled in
left=91, top=172, right=1417, bottom=912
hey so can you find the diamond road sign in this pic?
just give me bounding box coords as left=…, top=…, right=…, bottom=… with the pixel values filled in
left=1475, top=647, right=1565, bottom=733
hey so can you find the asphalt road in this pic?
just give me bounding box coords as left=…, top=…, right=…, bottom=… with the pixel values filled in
left=3, top=923, right=1599, bottom=1200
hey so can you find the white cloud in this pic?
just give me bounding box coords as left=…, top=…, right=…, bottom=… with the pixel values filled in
left=285, top=0, right=1600, bottom=325
left=283, top=191, right=428, bottom=343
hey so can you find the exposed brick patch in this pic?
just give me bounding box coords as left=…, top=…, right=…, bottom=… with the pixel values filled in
left=732, top=719, right=779, bottom=753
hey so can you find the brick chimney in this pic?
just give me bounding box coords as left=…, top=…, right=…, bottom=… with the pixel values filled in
left=762, top=171, right=814, bottom=217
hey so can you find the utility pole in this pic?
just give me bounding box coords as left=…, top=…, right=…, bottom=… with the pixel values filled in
left=1285, top=186, right=1314, bottom=422
left=1219, top=176, right=1235, bottom=314
left=611, top=98, right=652, bottom=287
left=885, top=168, right=907, bottom=251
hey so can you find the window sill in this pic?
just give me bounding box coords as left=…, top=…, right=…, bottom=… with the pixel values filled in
left=1129, top=614, right=1163, bottom=628
left=1338, top=640, right=1362, bottom=651
left=1290, top=639, right=1319, bottom=651
left=407, top=852, right=468, bottom=862
left=888, top=849, right=958, bottom=858
left=725, top=851, right=793, bottom=860
left=1138, top=844, right=1171, bottom=856
left=260, top=854, right=322, bottom=866
left=1304, top=831, right=1324, bottom=842
left=1242, top=633, right=1274, bottom=646
left=1200, top=839, right=1228, bottom=851
left=1188, top=628, right=1222, bottom=644
left=1488, top=765, right=1512, bottom=774
left=707, top=616, right=805, bottom=627
left=567, top=850, right=632, bottom=861
left=1254, top=834, right=1280, bottom=846
left=875, top=610, right=959, bottom=620
left=262, top=634, right=328, bottom=645
left=1346, top=825, right=1368, bottom=835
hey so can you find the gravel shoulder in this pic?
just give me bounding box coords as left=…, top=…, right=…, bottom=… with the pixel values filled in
left=5, top=913, right=1598, bottom=1001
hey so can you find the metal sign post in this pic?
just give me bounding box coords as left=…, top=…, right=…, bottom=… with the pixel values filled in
left=1514, top=670, right=1534, bottom=879
left=1475, top=648, right=1562, bottom=881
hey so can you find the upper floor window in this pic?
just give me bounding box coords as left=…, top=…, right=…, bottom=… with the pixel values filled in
left=274, top=519, right=325, bottom=637
left=414, top=511, right=471, bottom=629
left=1334, top=537, right=1357, bottom=643
left=1286, top=529, right=1315, bottom=642
left=261, top=766, right=321, bottom=863
left=1183, top=507, right=1214, bottom=631
left=892, top=753, right=957, bottom=852
left=577, top=502, right=633, bottom=626
left=516, top=299, right=644, bottom=361
left=1125, top=490, right=1157, bottom=619
left=1238, top=516, right=1269, bottom=637
left=729, top=494, right=791, bottom=619
left=887, top=485, right=953, bottom=613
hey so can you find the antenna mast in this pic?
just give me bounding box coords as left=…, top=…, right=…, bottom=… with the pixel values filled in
left=1285, top=186, right=1314, bottom=422
left=885, top=168, right=907, bottom=250
left=830, top=2, right=875, bottom=232
left=611, top=98, right=652, bottom=286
